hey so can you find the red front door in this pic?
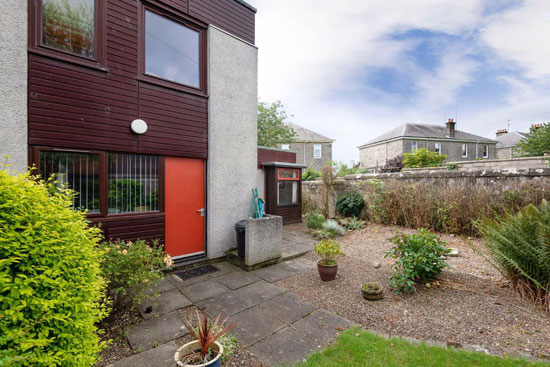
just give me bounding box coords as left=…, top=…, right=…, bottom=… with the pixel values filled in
left=164, top=157, right=205, bottom=258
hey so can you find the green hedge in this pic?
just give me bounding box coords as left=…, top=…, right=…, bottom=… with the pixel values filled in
left=0, top=168, right=107, bottom=366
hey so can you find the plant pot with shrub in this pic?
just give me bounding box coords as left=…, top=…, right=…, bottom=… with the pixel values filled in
left=176, top=311, right=234, bottom=367
left=314, top=239, right=345, bottom=281
left=361, top=282, right=384, bottom=300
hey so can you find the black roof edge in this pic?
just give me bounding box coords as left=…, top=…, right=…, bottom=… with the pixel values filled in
left=234, top=0, right=257, bottom=13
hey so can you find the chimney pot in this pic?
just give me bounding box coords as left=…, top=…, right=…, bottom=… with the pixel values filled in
left=496, top=128, right=508, bottom=137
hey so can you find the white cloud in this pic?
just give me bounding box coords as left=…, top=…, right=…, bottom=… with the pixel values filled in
left=247, top=0, right=550, bottom=162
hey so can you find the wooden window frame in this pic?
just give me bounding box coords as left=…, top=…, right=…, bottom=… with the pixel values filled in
left=29, top=0, right=107, bottom=71
left=276, top=168, right=301, bottom=207
left=138, top=1, right=208, bottom=97
left=32, top=146, right=164, bottom=218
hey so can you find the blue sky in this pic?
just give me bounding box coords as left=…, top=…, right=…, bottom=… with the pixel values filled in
left=247, top=0, right=550, bottom=162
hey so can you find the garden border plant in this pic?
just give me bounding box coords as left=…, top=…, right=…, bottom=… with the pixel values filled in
left=0, top=164, right=108, bottom=367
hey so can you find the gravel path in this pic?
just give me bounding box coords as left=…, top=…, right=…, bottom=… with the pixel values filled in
left=276, top=224, right=550, bottom=360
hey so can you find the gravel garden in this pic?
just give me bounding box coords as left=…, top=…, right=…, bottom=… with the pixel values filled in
left=278, top=204, right=550, bottom=361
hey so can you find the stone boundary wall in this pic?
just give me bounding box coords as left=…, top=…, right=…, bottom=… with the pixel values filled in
left=404, top=156, right=548, bottom=173
left=302, top=167, right=550, bottom=216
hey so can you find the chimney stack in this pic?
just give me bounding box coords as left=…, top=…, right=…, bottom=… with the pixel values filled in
left=496, top=128, right=508, bottom=137
left=445, top=118, right=456, bottom=138
left=531, top=123, right=544, bottom=130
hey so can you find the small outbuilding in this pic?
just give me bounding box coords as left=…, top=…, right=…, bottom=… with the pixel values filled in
left=257, top=146, right=306, bottom=225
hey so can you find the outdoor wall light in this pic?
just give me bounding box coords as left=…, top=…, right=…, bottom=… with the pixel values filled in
left=131, top=119, right=148, bottom=135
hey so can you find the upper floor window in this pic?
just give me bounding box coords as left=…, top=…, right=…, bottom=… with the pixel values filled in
left=462, top=144, right=468, bottom=157
left=281, top=144, right=290, bottom=150
left=411, top=141, right=418, bottom=152
left=145, top=10, right=200, bottom=89
left=483, top=145, right=489, bottom=158
left=434, top=142, right=441, bottom=155
left=313, top=144, right=322, bottom=158
left=41, top=0, right=96, bottom=58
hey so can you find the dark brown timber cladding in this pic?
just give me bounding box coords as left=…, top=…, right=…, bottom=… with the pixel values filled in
left=28, top=0, right=255, bottom=242
left=264, top=167, right=302, bottom=225
left=89, top=213, right=165, bottom=242
left=257, top=148, right=297, bottom=168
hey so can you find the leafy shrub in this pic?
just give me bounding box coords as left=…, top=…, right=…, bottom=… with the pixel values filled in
left=476, top=201, right=550, bottom=311
left=385, top=229, right=449, bottom=293
left=314, top=239, right=345, bottom=265
left=380, top=155, right=404, bottom=173
left=446, top=162, right=457, bottom=171
left=303, top=167, right=321, bottom=181
left=403, top=148, right=447, bottom=168
left=100, top=239, right=172, bottom=310
left=518, top=122, right=550, bottom=157
left=0, top=168, right=107, bottom=366
left=311, top=228, right=336, bottom=240
left=306, top=211, right=325, bottom=230
left=346, top=217, right=365, bottom=231
left=328, top=160, right=369, bottom=177
left=336, top=191, right=365, bottom=217
left=322, top=219, right=346, bottom=237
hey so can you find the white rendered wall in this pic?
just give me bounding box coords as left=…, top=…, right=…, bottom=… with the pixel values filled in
left=207, top=26, right=258, bottom=259
left=0, top=0, right=28, bottom=173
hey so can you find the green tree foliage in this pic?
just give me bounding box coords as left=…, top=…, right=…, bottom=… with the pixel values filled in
left=0, top=166, right=107, bottom=366
left=385, top=229, right=449, bottom=293
left=403, top=148, right=447, bottom=168
left=476, top=201, right=550, bottom=310
left=336, top=191, right=366, bottom=217
left=257, top=101, right=297, bottom=147
left=302, top=167, right=321, bottom=181
left=518, top=123, right=550, bottom=157
left=306, top=211, right=325, bottom=230
left=328, top=161, right=368, bottom=177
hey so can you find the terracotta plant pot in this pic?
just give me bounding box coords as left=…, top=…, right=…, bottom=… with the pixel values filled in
left=361, top=282, right=384, bottom=301
left=175, top=340, right=224, bottom=367
left=317, top=260, right=338, bottom=281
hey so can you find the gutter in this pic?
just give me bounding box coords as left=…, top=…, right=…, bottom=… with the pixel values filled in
left=358, top=136, right=498, bottom=149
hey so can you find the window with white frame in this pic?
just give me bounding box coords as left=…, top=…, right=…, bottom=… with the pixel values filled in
left=313, top=144, right=322, bottom=158
left=434, top=142, right=441, bottom=155
left=462, top=144, right=468, bottom=157
left=281, top=144, right=290, bottom=150
left=483, top=145, right=489, bottom=158
left=411, top=141, right=418, bottom=152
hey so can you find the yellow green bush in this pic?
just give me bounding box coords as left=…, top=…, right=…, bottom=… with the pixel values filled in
left=0, top=167, right=107, bottom=367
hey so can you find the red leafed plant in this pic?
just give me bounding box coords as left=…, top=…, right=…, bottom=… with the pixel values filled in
left=182, top=311, right=235, bottom=361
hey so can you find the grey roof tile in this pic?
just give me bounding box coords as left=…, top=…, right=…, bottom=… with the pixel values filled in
left=287, top=123, right=334, bottom=143
left=359, top=123, right=496, bottom=147
left=496, top=131, right=528, bottom=148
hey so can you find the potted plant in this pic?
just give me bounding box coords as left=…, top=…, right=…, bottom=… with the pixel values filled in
left=361, top=282, right=384, bottom=301
left=175, top=311, right=234, bottom=367
left=314, top=239, right=344, bottom=281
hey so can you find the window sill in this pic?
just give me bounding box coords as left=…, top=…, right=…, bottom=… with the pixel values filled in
left=277, top=204, right=301, bottom=208
left=29, top=47, right=108, bottom=73
left=138, top=74, right=207, bottom=98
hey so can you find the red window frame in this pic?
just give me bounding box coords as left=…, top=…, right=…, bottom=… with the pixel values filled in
left=277, top=168, right=300, bottom=181
left=138, top=1, right=208, bottom=96
left=29, top=0, right=106, bottom=71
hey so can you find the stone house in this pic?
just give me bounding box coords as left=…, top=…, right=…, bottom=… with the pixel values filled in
left=358, top=119, right=497, bottom=170
left=495, top=129, right=528, bottom=159
left=277, top=123, right=334, bottom=171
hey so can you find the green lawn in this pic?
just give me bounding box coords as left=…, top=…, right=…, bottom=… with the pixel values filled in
left=297, top=328, right=548, bottom=367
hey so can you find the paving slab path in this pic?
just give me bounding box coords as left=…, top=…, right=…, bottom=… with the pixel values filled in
left=108, top=225, right=355, bottom=367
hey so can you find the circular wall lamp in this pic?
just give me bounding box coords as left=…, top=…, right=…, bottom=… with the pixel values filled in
left=131, top=119, right=148, bottom=135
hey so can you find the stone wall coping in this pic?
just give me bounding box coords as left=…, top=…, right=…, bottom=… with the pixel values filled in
left=301, top=167, right=550, bottom=184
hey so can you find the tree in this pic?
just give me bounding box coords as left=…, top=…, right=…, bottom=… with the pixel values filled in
left=257, top=101, right=297, bottom=147
left=518, top=123, right=550, bottom=157
left=403, top=148, right=447, bottom=168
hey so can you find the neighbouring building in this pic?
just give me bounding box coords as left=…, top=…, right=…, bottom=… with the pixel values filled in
left=495, top=128, right=529, bottom=159
left=0, top=0, right=258, bottom=264
left=277, top=123, right=334, bottom=171
left=358, top=119, right=497, bottom=170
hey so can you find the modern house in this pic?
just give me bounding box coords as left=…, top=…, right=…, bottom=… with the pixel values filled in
left=358, top=119, right=497, bottom=170
left=0, top=0, right=258, bottom=264
left=495, top=128, right=528, bottom=159
left=278, top=123, right=334, bottom=171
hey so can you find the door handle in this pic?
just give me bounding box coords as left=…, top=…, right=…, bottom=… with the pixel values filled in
left=197, top=208, right=205, bottom=216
